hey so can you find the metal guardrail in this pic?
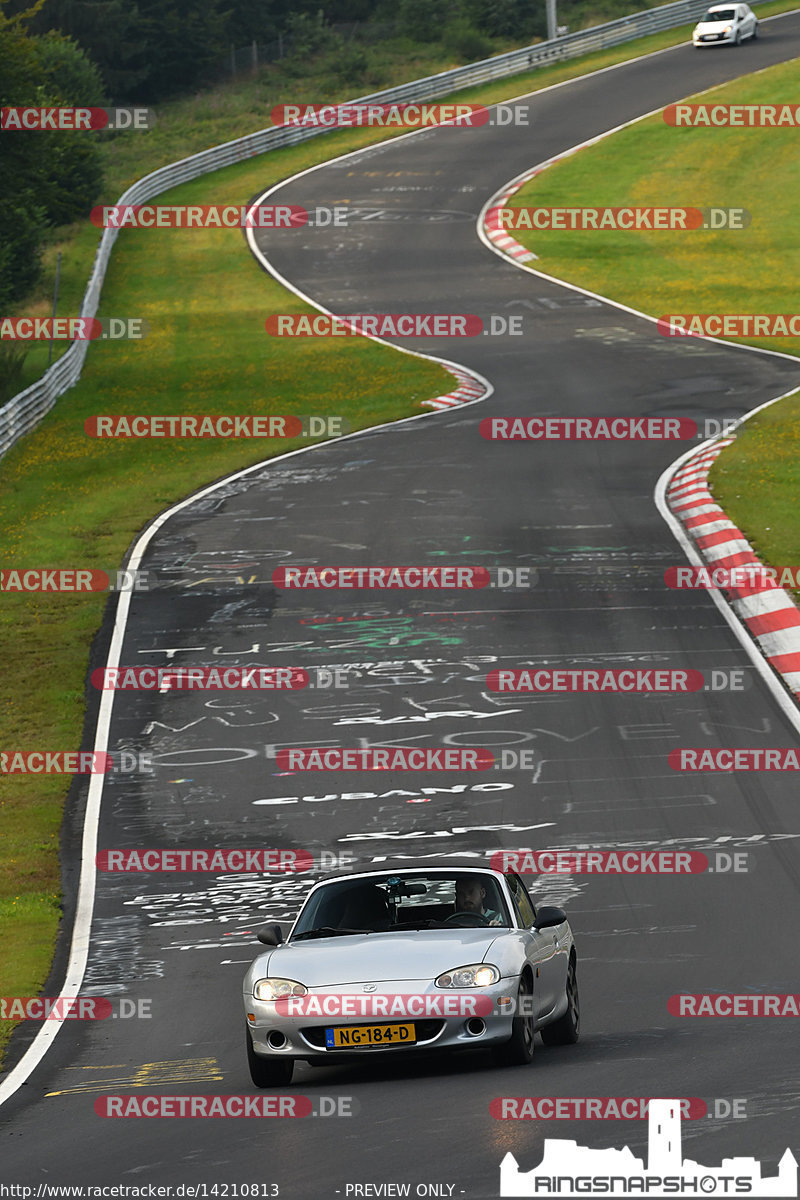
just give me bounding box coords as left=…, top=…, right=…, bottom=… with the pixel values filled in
left=0, top=0, right=768, bottom=461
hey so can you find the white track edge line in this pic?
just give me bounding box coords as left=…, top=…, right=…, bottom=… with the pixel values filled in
left=4, top=15, right=800, bottom=1104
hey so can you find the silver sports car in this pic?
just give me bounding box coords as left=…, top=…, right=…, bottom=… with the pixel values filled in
left=242, top=859, right=579, bottom=1085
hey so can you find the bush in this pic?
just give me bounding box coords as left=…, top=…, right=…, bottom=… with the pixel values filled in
left=0, top=342, right=30, bottom=405
left=444, top=21, right=494, bottom=59
left=285, top=10, right=336, bottom=58
left=399, top=0, right=456, bottom=42
left=334, top=44, right=369, bottom=84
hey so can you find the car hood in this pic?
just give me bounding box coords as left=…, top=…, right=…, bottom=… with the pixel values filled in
left=695, top=17, right=734, bottom=26
left=255, top=929, right=503, bottom=987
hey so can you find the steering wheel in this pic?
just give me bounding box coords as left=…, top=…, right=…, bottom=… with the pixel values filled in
left=444, top=911, right=490, bottom=927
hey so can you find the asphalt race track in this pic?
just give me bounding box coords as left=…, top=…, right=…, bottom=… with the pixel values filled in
left=3, top=17, right=800, bottom=1198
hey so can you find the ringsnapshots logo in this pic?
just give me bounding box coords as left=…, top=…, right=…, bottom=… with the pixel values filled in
left=499, top=1098, right=797, bottom=1197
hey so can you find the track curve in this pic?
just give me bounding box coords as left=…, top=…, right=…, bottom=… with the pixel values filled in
left=3, top=20, right=800, bottom=1197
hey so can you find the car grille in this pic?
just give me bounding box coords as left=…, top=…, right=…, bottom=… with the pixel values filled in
left=300, top=1020, right=445, bottom=1049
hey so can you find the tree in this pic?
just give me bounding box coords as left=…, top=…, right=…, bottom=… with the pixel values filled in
left=5, top=0, right=149, bottom=102
left=0, top=0, right=49, bottom=307
left=0, top=2, right=105, bottom=307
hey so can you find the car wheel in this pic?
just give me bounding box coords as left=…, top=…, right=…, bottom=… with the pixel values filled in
left=541, top=955, right=580, bottom=1046
left=246, top=1028, right=294, bottom=1087
left=752, top=21, right=758, bottom=37
left=494, top=973, right=535, bottom=1066
left=734, top=29, right=742, bottom=43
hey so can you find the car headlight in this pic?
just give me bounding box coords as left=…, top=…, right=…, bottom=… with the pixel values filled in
left=252, top=978, right=307, bottom=1001
left=435, top=964, right=500, bottom=988
left=723, top=24, right=732, bottom=30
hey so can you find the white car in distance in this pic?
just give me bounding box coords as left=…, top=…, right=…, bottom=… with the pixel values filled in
left=693, top=3, right=759, bottom=44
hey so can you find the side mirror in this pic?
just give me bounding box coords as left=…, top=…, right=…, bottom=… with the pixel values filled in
left=256, top=923, right=285, bottom=946
left=534, top=905, right=567, bottom=930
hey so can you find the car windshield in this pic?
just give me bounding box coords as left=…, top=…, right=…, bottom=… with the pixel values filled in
left=290, top=872, right=513, bottom=938
left=701, top=7, right=735, bottom=18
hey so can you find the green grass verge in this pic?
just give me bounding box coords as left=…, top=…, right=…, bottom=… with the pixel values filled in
left=508, top=59, right=800, bottom=353
left=3, top=2, right=800, bottom=1063
left=708, top=394, right=800, bottom=577
left=0, top=895, right=62, bottom=1055
left=0, top=142, right=452, bottom=1055
left=504, top=52, right=800, bottom=602
left=15, top=0, right=799, bottom=390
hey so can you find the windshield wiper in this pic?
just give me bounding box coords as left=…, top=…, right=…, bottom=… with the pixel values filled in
left=291, top=927, right=373, bottom=941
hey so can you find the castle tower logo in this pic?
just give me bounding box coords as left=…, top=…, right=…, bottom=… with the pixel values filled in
left=500, top=1098, right=797, bottom=1197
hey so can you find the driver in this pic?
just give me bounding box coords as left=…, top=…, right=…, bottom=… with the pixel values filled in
left=454, top=877, right=504, bottom=926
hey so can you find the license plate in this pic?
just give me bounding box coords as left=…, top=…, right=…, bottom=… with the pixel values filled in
left=325, top=1023, right=416, bottom=1049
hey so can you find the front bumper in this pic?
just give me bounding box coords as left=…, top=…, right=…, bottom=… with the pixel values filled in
left=244, top=978, right=519, bottom=1060
left=693, top=30, right=735, bottom=42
